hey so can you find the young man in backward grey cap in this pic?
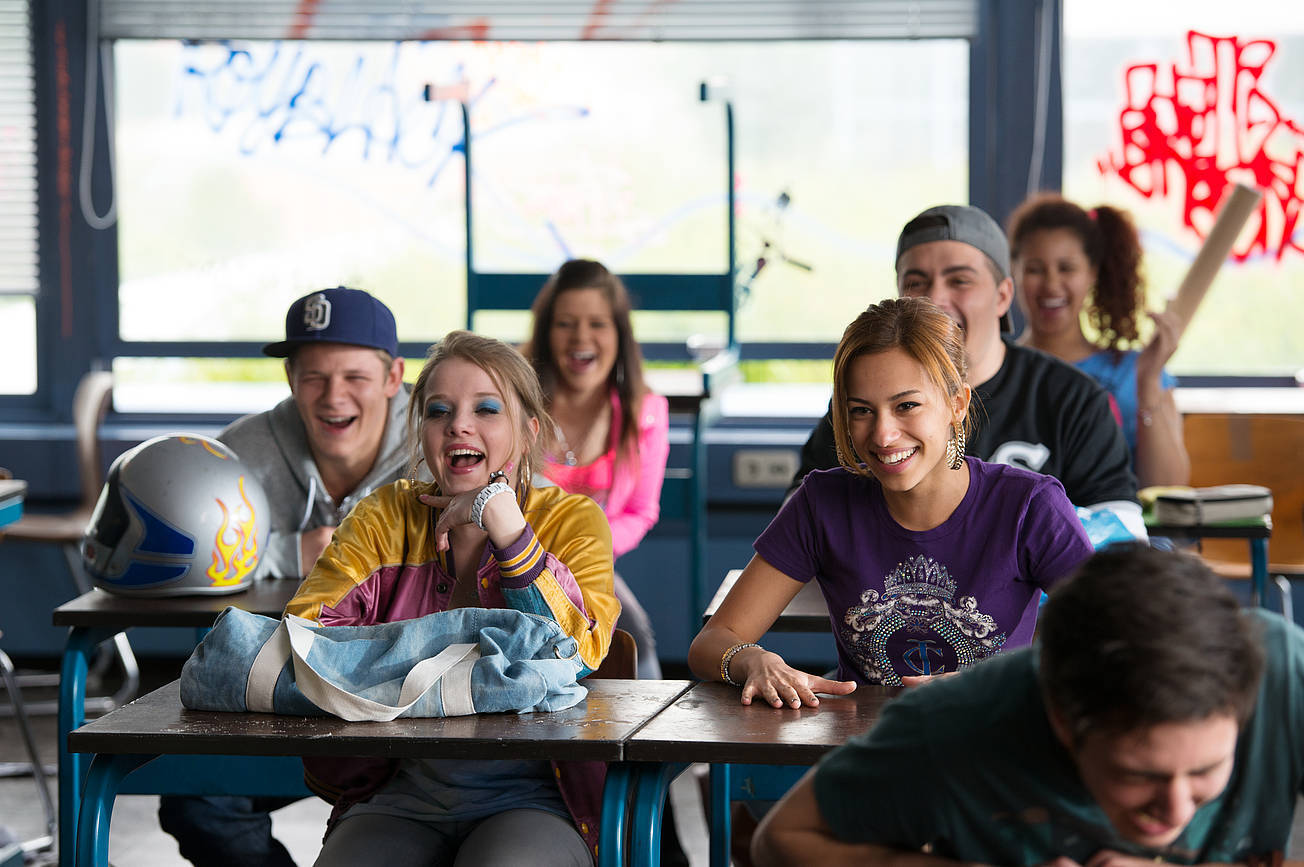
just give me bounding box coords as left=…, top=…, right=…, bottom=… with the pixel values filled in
left=159, top=286, right=419, bottom=867
left=790, top=204, right=1143, bottom=537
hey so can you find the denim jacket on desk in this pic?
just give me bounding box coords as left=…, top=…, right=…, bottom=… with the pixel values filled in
left=286, top=479, right=621, bottom=856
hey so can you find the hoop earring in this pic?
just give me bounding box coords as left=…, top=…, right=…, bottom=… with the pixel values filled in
left=409, top=455, right=425, bottom=485
left=835, top=446, right=867, bottom=473
left=511, top=453, right=526, bottom=492
left=947, top=425, right=966, bottom=471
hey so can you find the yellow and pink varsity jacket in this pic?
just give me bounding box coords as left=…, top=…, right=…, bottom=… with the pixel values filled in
left=285, top=478, right=619, bottom=856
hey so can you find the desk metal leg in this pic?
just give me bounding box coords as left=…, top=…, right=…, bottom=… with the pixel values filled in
left=690, top=410, right=708, bottom=642
left=58, top=626, right=115, bottom=867
left=75, top=753, right=154, bottom=867
left=630, top=762, right=688, bottom=867
left=599, top=763, right=633, bottom=867
left=709, top=763, right=732, bottom=867
left=1250, top=539, right=1268, bottom=609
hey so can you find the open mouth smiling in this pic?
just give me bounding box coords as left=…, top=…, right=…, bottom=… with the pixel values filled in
left=320, top=415, right=356, bottom=431
left=446, top=447, right=486, bottom=472
left=877, top=447, right=918, bottom=465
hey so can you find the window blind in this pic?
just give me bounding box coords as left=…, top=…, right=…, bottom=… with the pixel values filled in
left=99, top=0, right=978, bottom=42
left=0, top=0, right=37, bottom=298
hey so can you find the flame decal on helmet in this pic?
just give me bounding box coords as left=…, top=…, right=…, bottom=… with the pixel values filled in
left=207, top=476, right=260, bottom=586
left=178, top=435, right=230, bottom=460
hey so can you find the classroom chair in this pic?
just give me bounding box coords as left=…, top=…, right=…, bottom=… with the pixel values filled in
left=0, top=641, right=55, bottom=855
left=592, top=627, right=638, bottom=681
left=1, top=370, right=139, bottom=714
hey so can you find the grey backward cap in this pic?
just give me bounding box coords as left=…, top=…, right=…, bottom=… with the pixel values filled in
left=895, top=204, right=1010, bottom=280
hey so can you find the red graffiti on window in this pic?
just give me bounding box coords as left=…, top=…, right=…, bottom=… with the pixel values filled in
left=1097, top=30, right=1303, bottom=262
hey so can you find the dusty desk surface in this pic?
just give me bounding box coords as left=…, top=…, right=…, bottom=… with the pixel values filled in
left=70, top=679, right=695, bottom=763
left=624, top=680, right=898, bottom=765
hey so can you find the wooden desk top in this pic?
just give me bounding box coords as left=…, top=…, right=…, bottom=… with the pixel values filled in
left=52, top=580, right=299, bottom=629
left=646, top=368, right=707, bottom=413
left=703, top=569, right=830, bottom=632
left=70, top=679, right=695, bottom=763
left=624, top=681, right=897, bottom=765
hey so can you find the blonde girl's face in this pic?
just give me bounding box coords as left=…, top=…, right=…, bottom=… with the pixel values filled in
left=845, top=348, right=968, bottom=496
left=549, top=288, right=619, bottom=395
left=420, top=357, right=537, bottom=496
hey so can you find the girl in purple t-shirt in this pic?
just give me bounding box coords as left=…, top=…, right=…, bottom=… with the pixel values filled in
left=689, top=297, right=1093, bottom=705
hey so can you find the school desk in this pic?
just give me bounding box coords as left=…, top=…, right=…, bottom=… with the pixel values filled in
left=68, top=678, right=693, bottom=867
left=702, top=568, right=829, bottom=631
left=1148, top=518, right=1273, bottom=606
left=53, top=580, right=299, bottom=866
left=623, top=680, right=898, bottom=867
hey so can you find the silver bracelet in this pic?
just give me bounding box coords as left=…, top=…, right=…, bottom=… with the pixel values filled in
left=470, top=482, right=512, bottom=531
left=720, top=642, right=763, bottom=687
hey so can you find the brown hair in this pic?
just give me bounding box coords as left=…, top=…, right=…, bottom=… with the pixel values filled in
left=524, top=259, right=649, bottom=461
left=831, top=297, right=972, bottom=478
left=1007, top=194, right=1144, bottom=351
left=1039, top=544, right=1264, bottom=743
left=407, top=331, right=556, bottom=501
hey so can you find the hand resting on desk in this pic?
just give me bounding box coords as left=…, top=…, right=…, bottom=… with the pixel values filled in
left=730, top=645, right=857, bottom=709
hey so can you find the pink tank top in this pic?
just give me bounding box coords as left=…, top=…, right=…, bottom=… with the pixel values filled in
left=544, top=451, right=615, bottom=508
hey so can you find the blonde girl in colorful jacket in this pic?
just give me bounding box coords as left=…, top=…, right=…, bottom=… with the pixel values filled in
left=287, top=330, right=620, bottom=867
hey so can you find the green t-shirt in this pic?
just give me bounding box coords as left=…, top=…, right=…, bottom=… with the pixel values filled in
left=814, top=610, right=1304, bottom=864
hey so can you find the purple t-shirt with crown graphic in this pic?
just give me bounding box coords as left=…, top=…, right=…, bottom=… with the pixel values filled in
left=755, top=458, right=1093, bottom=686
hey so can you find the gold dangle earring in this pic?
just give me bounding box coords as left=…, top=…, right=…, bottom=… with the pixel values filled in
left=947, top=424, right=966, bottom=471
left=409, top=455, right=425, bottom=486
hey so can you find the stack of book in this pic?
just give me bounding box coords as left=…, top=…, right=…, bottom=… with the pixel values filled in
left=1153, top=485, right=1273, bottom=526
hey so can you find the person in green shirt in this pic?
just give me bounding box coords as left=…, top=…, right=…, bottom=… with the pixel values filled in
left=755, top=544, right=1298, bottom=867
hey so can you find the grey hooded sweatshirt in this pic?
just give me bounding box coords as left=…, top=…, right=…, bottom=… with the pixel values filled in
left=219, top=387, right=413, bottom=579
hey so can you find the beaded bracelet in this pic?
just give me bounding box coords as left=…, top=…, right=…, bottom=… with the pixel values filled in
left=471, top=482, right=512, bottom=531
left=720, top=642, right=763, bottom=687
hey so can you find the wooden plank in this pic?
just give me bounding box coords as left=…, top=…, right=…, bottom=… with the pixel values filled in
left=69, top=679, right=694, bottom=763
left=625, top=681, right=896, bottom=765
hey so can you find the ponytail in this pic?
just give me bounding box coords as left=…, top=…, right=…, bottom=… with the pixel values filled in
left=1088, top=205, right=1144, bottom=351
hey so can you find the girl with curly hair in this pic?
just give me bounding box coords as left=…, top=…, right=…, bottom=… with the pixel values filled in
left=1008, top=194, right=1190, bottom=487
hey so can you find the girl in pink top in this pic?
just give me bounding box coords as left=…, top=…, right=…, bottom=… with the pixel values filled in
left=527, top=259, right=671, bottom=679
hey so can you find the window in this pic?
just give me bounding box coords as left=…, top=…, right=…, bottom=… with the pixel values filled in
left=1063, top=1, right=1304, bottom=376
left=0, top=0, right=38, bottom=395
left=111, top=39, right=968, bottom=404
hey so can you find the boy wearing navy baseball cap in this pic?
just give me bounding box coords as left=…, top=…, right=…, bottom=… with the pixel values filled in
left=262, top=286, right=400, bottom=359
left=159, top=286, right=413, bottom=866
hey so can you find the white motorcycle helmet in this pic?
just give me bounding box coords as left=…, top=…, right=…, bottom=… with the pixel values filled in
left=82, top=434, right=270, bottom=596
